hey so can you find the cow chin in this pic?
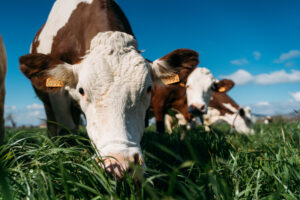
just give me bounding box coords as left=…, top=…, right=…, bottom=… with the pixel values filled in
left=89, top=128, right=144, bottom=178
left=83, top=106, right=145, bottom=178
left=102, top=151, right=143, bottom=178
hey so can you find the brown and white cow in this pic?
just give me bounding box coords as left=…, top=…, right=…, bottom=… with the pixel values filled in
left=165, top=84, right=254, bottom=135
left=19, top=0, right=198, bottom=177
left=150, top=67, right=233, bottom=133
left=0, top=34, right=7, bottom=144
left=203, top=91, right=254, bottom=134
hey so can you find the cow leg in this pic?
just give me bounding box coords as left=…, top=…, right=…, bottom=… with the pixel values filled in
left=0, top=85, right=5, bottom=144
left=49, top=91, right=78, bottom=135
left=34, top=88, right=60, bottom=137
left=164, top=114, right=174, bottom=134
left=154, top=112, right=165, bottom=133
left=173, top=104, right=192, bottom=129
left=203, top=116, right=211, bottom=132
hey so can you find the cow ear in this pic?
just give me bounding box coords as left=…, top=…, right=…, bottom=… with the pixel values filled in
left=213, top=79, right=234, bottom=93
left=19, top=53, right=77, bottom=92
left=151, top=48, right=199, bottom=84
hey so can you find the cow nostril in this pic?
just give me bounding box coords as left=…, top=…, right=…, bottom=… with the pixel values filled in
left=188, top=104, right=206, bottom=116
left=200, top=105, right=206, bottom=111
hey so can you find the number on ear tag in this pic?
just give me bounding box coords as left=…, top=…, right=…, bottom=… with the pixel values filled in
left=46, top=78, right=64, bottom=88
left=162, top=74, right=180, bottom=85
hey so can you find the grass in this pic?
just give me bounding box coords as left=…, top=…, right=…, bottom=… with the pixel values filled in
left=0, top=121, right=299, bottom=199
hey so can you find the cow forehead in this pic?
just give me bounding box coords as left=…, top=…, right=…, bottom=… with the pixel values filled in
left=187, top=67, right=215, bottom=88
left=77, top=32, right=151, bottom=96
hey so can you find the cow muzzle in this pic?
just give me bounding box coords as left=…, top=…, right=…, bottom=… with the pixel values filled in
left=188, top=104, right=207, bottom=116
left=101, top=153, right=143, bottom=178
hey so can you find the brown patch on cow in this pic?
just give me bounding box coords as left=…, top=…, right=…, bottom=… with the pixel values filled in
left=150, top=82, right=192, bottom=133
left=209, top=92, right=239, bottom=116
left=0, top=34, right=7, bottom=144
left=160, top=48, right=199, bottom=71
left=31, top=24, right=45, bottom=54
left=51, top=0, right=134, bottom=64
left=214, top=79, right=234, bottom=93
left=149, top=49, right=199, bottom=132
left=19, top=54, right=65, bottom=92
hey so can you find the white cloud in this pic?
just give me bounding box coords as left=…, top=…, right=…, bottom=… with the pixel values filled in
left=26, top=103, right=44, bottom=110
left=285, top=62, right=295, bottom=67
left=249, top=100, right=300, bottom=115
left=220, top=69, right=253, bottom=85
left=274, top=50, right=300, bottom=63
left=4, top=104, right=46, bottom=127
left=290, top=91, right=300, bottom=102
left=221, top=69, right=300, bottom=85
left=5, top=105, right=17, bottom=111
left=230, top=58, right=249, bottom=66
left=253, top=51, right=261, bottom=60
left=255, top=70, right=300, bottom=85
left=255, top=101, right=270, bottom=106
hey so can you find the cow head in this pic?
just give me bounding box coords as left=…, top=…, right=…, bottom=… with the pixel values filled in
left=20, top=31, right=199, bottom=177
left=233, top=106, right=254, bottom=134
left=186, top=68, right=234, bottom=116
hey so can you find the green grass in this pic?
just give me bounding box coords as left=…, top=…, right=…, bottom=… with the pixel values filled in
left=0, top=122, right=300, bottom=199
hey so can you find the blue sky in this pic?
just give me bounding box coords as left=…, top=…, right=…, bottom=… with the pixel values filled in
left=1, top=0, right=300, bottom=125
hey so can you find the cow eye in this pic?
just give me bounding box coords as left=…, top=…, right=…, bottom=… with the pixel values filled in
left=147, top=86, right=152, bottom=93
left=79, top=88, right=85, bottom=96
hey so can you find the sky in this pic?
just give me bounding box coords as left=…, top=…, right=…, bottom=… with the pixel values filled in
left=1, top=0, right=300, bottom=126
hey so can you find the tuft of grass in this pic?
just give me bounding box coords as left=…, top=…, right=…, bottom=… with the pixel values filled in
left=0, top=122, right=299, bottom=199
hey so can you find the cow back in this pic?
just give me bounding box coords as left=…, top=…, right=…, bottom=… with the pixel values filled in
left=209, top=92, right=239, bottom=115
left=31, top=0, right=134, bottom=64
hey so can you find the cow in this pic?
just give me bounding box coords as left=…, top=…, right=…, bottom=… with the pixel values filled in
left=264, top=116, right=272, bottom=124
left=149, top=67, right=234, bottom=133
left=164, top=85, right=254, bottom=135
left=203, top=91, right=254, bottom=134
left=0, top=34, right=7, bottom=144
left=19, top=0, right=199, bottom=177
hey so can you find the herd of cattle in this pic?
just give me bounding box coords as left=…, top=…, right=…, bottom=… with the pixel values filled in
left=0, top=0, right=260, bottom=177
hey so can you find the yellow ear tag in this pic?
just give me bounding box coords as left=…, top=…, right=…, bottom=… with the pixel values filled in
left=218, top=86, right=226, bottom=92
left=162, top=74, right=180, bottom=85
left=179, top=82, right=185, bottom=87
left=46, top=78, right=64, bottom=88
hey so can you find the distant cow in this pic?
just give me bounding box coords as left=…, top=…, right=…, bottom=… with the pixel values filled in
left=150, top=67, right=234, bottom=133
left=0, top=34, right=7, bottom=144
left=19, top=0, right=198, bottom=177
left=164, top=80, right=254, bottom=135
left=264, top=116, right=272, bottom=124
left=203, top=91, right=254, bottom=134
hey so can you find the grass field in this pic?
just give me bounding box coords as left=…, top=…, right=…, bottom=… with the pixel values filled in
left=0, top=121, right=300, bottom=199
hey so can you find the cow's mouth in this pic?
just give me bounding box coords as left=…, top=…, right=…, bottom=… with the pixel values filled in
left=188, top=105, right=206, bottom=116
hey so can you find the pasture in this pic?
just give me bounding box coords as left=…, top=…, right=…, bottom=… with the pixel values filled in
left=0, top=121, right=299, bottom=199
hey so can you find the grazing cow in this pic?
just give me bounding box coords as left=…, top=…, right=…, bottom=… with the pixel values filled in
left=150, top=67, right=234, bottom=133
left=164, top=79, right=254, bottom=135
left=203, top=91, right=254, bottom=134
left=264, top=116, right=272, bottom=124
left=0, top=34, right=7, bottom=144
left=19, top=0, right=198, bottom=177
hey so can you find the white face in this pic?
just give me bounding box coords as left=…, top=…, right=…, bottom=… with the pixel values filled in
left=234, top=107, right=254, bottom=134
left=186, top=68, right=216, bottom=114
left=221, top=105, right=253, bottom=134
left=66, top=32, right=152, bottom=159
